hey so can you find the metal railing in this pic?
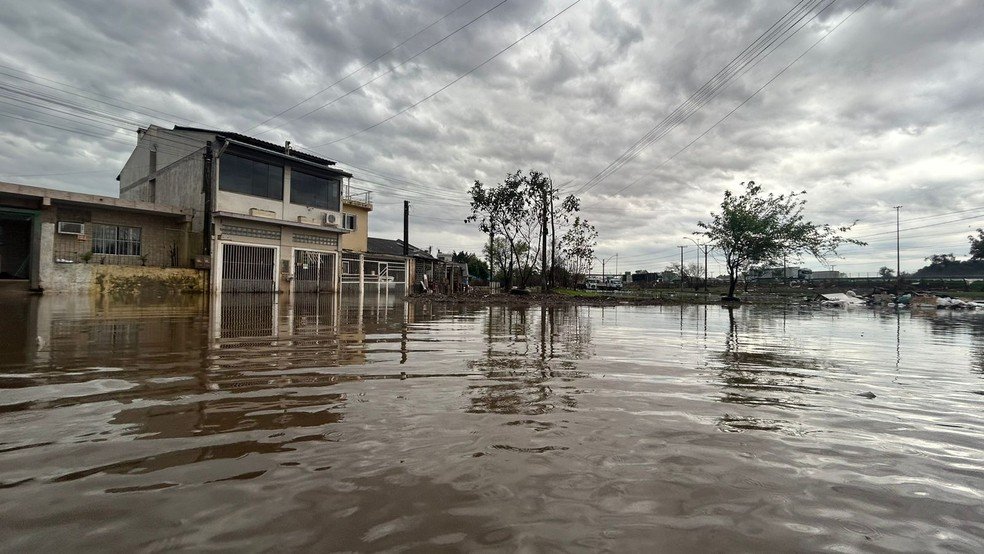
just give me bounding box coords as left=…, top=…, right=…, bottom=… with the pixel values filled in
left=343, top=187, right=372, bottom=206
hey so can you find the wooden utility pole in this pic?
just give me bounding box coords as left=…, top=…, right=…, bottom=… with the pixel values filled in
left=403, top=201, right=409, bottom=257
left=550, top=179, right=557, bottom=288
left=541, top=183, right=548, bottom=292
left=488, top=220, right=494, bottom=286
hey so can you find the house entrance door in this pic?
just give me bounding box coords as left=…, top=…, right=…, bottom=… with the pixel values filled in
left=293, top=250, right=336, bottom=293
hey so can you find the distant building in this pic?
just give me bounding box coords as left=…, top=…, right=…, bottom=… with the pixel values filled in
left=747, top=266, right=813, bottom=282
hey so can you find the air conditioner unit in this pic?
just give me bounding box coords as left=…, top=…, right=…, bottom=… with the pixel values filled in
left=324, top=213, right=338, bottom=226
left=57, top=221, right=85, bottom=235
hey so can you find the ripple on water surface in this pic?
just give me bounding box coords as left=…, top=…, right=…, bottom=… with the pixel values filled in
left=1, top=295, right=983, bottom=551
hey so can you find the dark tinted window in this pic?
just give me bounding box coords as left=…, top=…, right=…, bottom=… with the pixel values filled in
left=219, top=153, right=283, bottom=200
left=291, top=170, right=340, bottom=211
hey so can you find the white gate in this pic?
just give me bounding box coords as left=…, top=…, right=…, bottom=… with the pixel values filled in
left=221, top=243, right=276, bottom=293
left=294, top=249, right=336, bottom=293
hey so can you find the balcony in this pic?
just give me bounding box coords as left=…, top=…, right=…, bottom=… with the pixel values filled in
left=342, top=187, right=372, bottom=209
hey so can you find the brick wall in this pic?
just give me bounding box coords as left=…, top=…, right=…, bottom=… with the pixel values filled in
left=50, top=205, right=189, bottom=268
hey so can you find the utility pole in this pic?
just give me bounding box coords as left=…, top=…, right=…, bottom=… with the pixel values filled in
left=704, top=245, right=709, bottom=293
left=894, top=205, right=902, bottom=292
left=549, top=182, right=556, bottom=289
left=678, top=245, right=686, bottom=292
left=403, top=201, right=409, bottom=257
left=695, top=244, right=700, bottom=291
left=488, top=220, right=494, bottom=287
left=541, top=182, right=548, bottom=292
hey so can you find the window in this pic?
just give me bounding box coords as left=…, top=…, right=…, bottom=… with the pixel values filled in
left=291, top=170, right=340, bottom=211
left=93, top=224, right=141, bottom=256
left=219, top=153, right=284, bottom=200
left=343, top=213, right=357, bottom=230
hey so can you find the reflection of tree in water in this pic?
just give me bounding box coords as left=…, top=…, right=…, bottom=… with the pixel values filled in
left=715, top=307, right=824, bottom=434
left=466, top=306, right=588, bottom=415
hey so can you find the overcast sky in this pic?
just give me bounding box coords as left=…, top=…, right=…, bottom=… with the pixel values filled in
left=1, top=0, right=982, bottom=275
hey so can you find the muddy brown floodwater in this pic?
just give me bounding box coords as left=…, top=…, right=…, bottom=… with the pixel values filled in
left=1, top=292, right=983, bottom=551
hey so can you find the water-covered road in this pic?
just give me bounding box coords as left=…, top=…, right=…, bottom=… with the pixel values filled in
left=2, top=293, right=982, bottom=551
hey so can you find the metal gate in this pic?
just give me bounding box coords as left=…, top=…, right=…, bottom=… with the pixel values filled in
left=294, top=249, right=336, bottom=293
left=221, top=243, right=276, bottom=292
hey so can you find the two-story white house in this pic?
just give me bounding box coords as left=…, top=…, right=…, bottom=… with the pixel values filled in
left=118, top=125, right=352, bottom=293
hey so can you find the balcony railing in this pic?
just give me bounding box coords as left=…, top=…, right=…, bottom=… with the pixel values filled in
left=343, top=188, right=372, bottom=207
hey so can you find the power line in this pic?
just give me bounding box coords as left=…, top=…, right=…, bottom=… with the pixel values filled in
left=608, top=0, right=869, bottom=197
left=246, top=0, right=478, bottom=133
left=253, top=0, right=508, bottom=136
left=574, top=0, right=832, bottom=195
left=311, top=0, right=584, bottom=148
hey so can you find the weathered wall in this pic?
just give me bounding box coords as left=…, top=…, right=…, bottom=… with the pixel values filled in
left=340, top=202, right=370, bottom=253
left=49, top=205, right=187, bottom=267
left=41, top=264, right=207, bottom=296
left=155, top=155, right=206, bottom=233
left=118, top=125, right=202, bottom=199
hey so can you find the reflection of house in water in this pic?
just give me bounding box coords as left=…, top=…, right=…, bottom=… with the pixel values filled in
left=208, top=291, right=419, bottom=369
left=22, top=295, right=208, bottom=370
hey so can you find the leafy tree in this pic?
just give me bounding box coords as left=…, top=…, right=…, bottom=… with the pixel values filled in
left=482, top=238, right=511, bottom=283
left=969, top=228, right=984, bottom=261
left=467, top=170, right=579, bottom=289
left=924, top=252, right=957, bottom=275
left=664, top=262, right=699, bottom=284
left=878, top=266, right=894, bottom=279
left=925, top=253, right=956, bottom=268
left=560, top=217, right=597, bottom=286
left=696, top=181, right=864, bottom=299
left=452, top=251, right=489, bottom=280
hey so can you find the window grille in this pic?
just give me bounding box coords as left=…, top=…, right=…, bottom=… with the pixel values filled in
left=92, top=224, right=141, bottom=256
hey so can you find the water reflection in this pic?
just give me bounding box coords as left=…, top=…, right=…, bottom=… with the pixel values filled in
left=2, top=294, right=984, bottom=551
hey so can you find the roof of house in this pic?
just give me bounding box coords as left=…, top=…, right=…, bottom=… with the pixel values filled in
left=172, top=126, right=350, bottom=174
left=367, top=237, right=437, bottom=260
left=0, top=181, right=192, bottom=218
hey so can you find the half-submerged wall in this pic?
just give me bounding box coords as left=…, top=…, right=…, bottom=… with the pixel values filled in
left=41, top=264, right=207, bottom=297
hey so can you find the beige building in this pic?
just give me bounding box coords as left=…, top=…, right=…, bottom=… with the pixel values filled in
left=118, top=125, right=357, bottom=294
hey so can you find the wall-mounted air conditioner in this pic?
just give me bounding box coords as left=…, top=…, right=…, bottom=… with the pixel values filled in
left=57, top=221, right=85, bottom=235
left=324, top=213, right=338, bottom=226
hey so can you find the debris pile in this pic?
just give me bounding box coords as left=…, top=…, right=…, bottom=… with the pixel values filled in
left=813, top=290, right=984, bottom=310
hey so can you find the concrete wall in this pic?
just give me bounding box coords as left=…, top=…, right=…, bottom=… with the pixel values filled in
left=39, top=264, right=206, bottom=296
left=214, top=159, right=346, bottom=230
left=118, top=125, right=203, bottom=198
left=340, top=201, right=370, bottom=252
left=212, top=216, right=343, bottom=294
left=156, top=155, right=206, bottom=233
left=48, top=205, right=190, bottom=268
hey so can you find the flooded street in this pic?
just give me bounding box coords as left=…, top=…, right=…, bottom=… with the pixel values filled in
left=1, top=293, right=983, bottom=551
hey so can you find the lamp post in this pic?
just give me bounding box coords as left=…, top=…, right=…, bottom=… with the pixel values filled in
left=596, top=254, right=617, bottom=287
left=684, top=237, right=705, bottom=293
